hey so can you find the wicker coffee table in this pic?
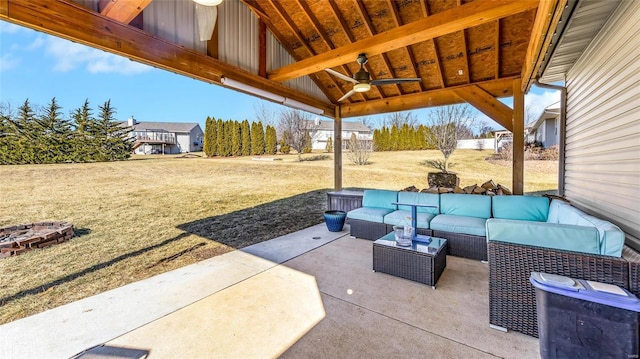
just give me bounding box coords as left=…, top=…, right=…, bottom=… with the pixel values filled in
left=373, top=233, right=447, bottom=288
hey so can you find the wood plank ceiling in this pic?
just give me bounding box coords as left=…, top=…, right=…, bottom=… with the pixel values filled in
left=0, top=0, right=544, bottom=125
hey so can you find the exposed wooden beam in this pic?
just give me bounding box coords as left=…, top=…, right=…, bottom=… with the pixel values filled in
left=512, top=78, right=525, bottom=194
left=340, top=77, right=516, bottom=118
left=495, top=20, right=500, bottom=79
left=387, top=0, right=424, bottom=91
left=269, top=0, right=538, bottom=82
left=1, top=0, right=335, bottom=117
left=421, top=1, right=445, bottom=88
left=521, top=0, right=565, bottom=91
left=100, top=0, right=151, bottom=24
left=457, top=0, right=471, bottom=84
left=353, top=0, right=402, bottom=97
left=325, top=0, right=371, bottom=102
left=292, top=0, right=365, bottom=103
left=452, top=85, right=513, bottom=131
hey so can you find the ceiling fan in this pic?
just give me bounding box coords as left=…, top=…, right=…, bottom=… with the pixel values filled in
left=193, top=0, right=223, bottom=42
left=325, top=53, right=421, bottom=102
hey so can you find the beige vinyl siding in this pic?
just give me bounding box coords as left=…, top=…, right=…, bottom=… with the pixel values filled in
left=564, top=0, right=640, bottom=249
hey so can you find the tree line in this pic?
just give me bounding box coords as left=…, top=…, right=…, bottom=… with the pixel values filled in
left=0, top=98, right=133, bottom=165
left=372, top=124, right=436, bottom=151
left=203, top=118, right=279, bottom=157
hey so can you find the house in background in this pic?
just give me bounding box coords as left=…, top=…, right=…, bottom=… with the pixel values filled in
left=125, top=117, right=203, bottom=155
left=309, top=118, right=372, bottom=150
left=528, top=103, right=560, bottom=148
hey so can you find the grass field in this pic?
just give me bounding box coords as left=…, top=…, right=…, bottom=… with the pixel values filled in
left=0, top=149, right=557, bottom=324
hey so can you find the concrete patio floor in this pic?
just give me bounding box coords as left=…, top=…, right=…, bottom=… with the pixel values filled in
left=0, top=223, right=539, bottom=358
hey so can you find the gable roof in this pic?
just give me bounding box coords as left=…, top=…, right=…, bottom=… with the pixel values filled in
left=124, top=121, right=202, bottom=133
left=3, top=0, right=549, bottom=128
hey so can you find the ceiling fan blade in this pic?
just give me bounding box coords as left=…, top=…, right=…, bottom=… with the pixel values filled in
left=325, top=68, right=358, bottom=84
left=337, top=90, right=356, bottom=102
left=370, top=78, right=421, bottom=85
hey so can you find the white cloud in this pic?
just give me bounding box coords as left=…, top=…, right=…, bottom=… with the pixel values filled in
left=44, top=37, right=151, bottom=75
left=0, top=21, right=22, bottom=34
left=26, top=36, right=45, bottom=50
left=525, top=89, right=561, bottom=123
left=0, top=53, right=20, bottom=72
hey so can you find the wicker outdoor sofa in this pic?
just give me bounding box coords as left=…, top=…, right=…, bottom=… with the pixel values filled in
left=345, top=189, right=640, bottom=338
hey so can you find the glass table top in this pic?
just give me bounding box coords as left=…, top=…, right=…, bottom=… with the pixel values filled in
left=374, top=232, right=447, bottom=255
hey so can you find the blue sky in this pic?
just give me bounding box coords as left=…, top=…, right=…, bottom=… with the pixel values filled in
left=1, top=20, right=560, bottom=131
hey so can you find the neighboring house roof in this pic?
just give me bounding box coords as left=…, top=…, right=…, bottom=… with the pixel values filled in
left=530, top=103, right=560, bottom=132
left=310, top=119, right=371, bottom=133
left=122, top=121, right=201, bottom=133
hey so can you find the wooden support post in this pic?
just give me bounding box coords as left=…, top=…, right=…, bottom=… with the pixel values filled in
left=512, top=78, right=525, bottom=195
left=334, top=107, right=343, bottom=191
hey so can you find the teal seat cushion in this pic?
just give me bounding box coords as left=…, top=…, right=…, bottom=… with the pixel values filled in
left=439, top=194, right=491, bottom=219
left=362, top=189, right=398, bottom=211
left=547, top=199, right=571, bottom=223
left=492, top=195, right=549, bottom=221
left=347, top=207, right=393, bottom=223
left=486, top=218, right=601, bottom=255
left=383, top=210, right=436, bottom=228
left=397, top=192, right=439, bottom=214
left=430, top=214, right=487, bottom=236
left=555, top=205, right=625, bottom=257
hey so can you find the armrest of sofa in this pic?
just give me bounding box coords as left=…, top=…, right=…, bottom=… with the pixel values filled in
left=486, top=218, right=601, bottom=255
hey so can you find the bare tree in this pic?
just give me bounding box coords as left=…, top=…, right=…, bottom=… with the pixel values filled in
left=378, top=111, right=418, bottom=129
left=425, top=104, right=477, bottom=173
left=346, top=132, right=372, bottom=165
left=276, top=108, right=318, bottom=161
left=252, top=102, right=278, bottom=127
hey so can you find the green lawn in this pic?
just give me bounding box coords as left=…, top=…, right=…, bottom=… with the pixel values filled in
left=0, top=150, right=557, bottom=324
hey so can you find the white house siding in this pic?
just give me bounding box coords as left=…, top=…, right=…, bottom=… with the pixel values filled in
left=564, top=0, right=640, bottom=249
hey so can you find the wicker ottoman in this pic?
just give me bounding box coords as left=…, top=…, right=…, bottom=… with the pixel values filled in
left=373, top=233, right=447, bottom=288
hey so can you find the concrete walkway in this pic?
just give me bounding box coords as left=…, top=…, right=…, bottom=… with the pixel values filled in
left=0, top=223, right=539, bottom=358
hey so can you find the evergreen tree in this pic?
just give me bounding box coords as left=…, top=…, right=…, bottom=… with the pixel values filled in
left=36, top=97, right=72, bottom=163
left=11, top=99, right=38, bottom=163
left=216, top=119, right=225, bottom=156
left=265, top=125, right=277, bottom=155
left=251, top=121, right=265, bottom=155
left=390, top=125, right=400, bottom=151
left=93, top=100, right=133, bottom=161
left=231, top=120, right=242, bottom=156
left=203, top=116, right=215, bottom=157
left=225, top=120, right=233, bottom=156
left=303, top=131, right=312, bottom=153
left=241, top=119, right=251, bottom=156
left=70, top=99, right=97, bottom=162
left=279, top=139, right=290, bottom=154
left=325, top=136, right=333, bottom=153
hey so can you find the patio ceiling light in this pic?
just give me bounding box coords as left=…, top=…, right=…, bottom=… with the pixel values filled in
left=353, top=82, right=371, bottom=93
left=193, top=0, right=223, bottom=6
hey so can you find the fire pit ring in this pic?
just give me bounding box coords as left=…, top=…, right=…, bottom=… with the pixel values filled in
left=0, top=222, right=75, bottom=258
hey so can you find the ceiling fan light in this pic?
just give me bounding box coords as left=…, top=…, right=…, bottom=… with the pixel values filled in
left=353, top=83, right=371, bottom=92
left=194, top=0, right=223, bottom=6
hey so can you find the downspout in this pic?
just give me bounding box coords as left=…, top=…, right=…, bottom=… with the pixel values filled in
left=534, top=78, right=567, bottom=197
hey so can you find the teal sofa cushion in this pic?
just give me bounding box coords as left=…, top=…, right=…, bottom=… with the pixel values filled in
left=383, top=210, right=436, bottom=228
left=440, top=194, right=491, bottom=219
left=486, top=218, right=601, bottom=255
left=347, top=207, right=394, bottom=223
left=492, top=195, right=549, bottom=221
left=430, top=214, right=487, bottom=236
left=547, top=199, right=571, bottom=223
left=554, top=205, right=625, bottom=257
left=362, top=189, right=398, bottom=210
left=396, top=192, right=440, bottom=214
